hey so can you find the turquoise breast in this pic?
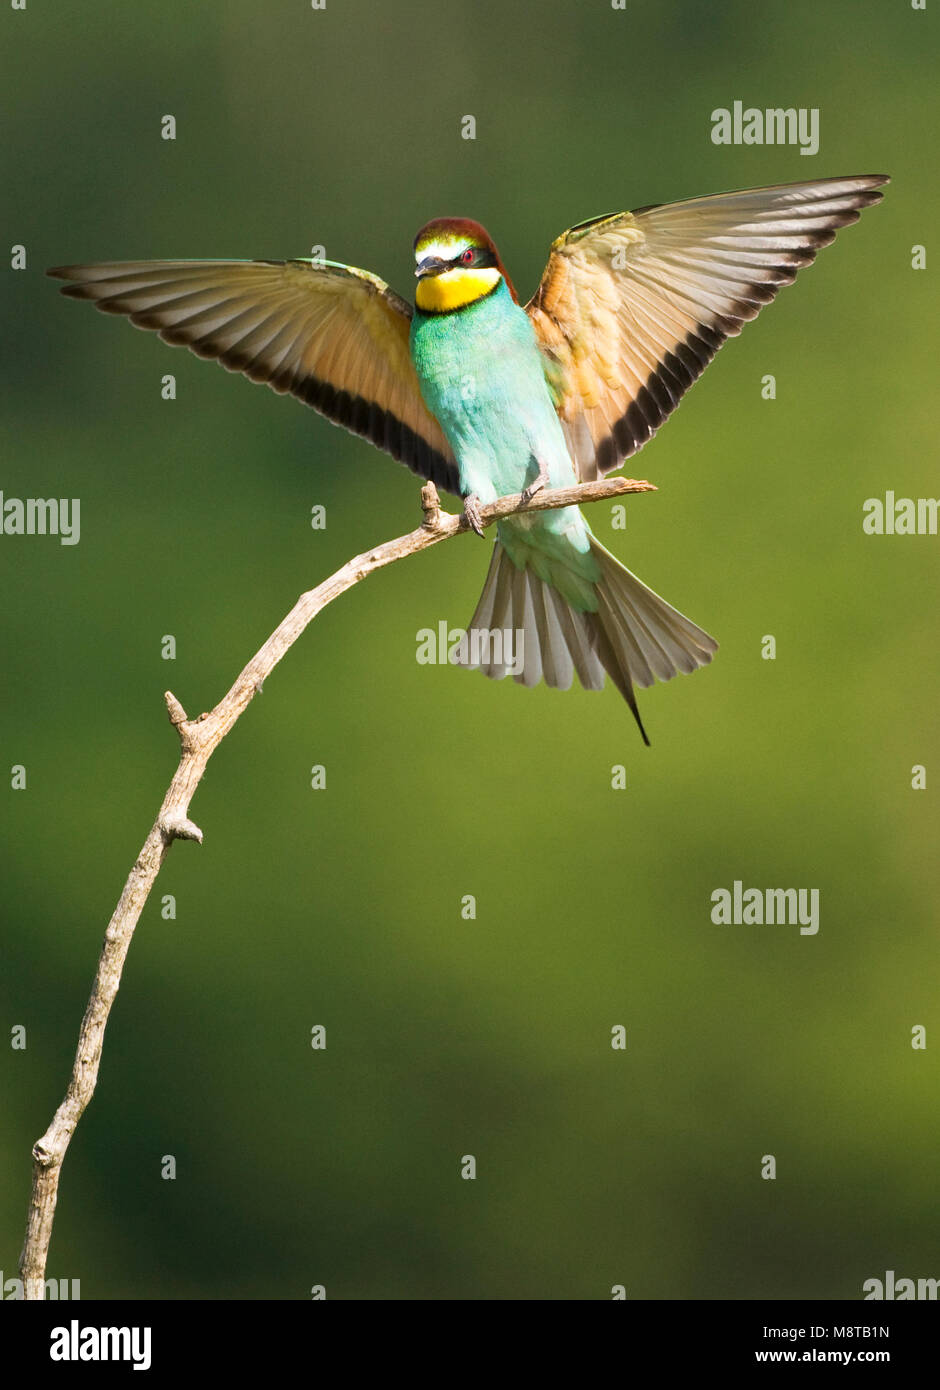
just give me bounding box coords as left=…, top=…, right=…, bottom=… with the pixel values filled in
left=409, top=280, right=576, bottom=505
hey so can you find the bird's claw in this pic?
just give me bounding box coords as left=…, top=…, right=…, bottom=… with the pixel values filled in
left=521, top=460, right=550, bottom=506
left=462, top=494, right=486, bottom=537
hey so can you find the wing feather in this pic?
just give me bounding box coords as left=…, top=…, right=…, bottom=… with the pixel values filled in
left=48, top=258, right=459, bottom=494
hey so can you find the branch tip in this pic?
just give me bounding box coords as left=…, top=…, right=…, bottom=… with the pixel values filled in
left=164, top=691, right=188, bottom=726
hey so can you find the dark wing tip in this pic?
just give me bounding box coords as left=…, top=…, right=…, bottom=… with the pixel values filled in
left=48, top=264, right=116, bottom=293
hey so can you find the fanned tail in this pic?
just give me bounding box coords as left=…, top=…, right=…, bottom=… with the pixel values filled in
left=459, top=537, right=717, bottom=744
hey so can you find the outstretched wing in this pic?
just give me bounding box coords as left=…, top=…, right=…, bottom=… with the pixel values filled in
left=48, top=258, right=460, bottom=494
left=526, top=176, right=889, bottom=479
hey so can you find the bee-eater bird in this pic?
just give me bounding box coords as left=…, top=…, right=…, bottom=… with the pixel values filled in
left=49, top=175, right=887, bottom=742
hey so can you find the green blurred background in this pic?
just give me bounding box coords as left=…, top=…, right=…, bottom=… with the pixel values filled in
left=2, top=0, right=937, bottom=1300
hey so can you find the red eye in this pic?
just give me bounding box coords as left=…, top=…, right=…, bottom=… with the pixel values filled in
left=460, top=248, right=474, bottom=265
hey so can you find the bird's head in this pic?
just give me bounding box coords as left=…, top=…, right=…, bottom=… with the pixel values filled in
left=413, top=217, right=518, bottom=312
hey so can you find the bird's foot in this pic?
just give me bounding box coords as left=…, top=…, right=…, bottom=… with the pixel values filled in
left=521, top=460, right=550, bottom=506
left=462, top=493, right=486, bottom=537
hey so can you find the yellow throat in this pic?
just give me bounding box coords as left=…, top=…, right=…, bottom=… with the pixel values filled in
left=416, top=265, right=501, bottom=312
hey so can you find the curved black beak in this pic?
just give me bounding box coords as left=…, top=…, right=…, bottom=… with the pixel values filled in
left=415, top=256, right=447, bottom=279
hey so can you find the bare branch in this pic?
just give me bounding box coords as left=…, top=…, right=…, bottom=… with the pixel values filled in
left=18, top=473, right=654, bottom=1297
